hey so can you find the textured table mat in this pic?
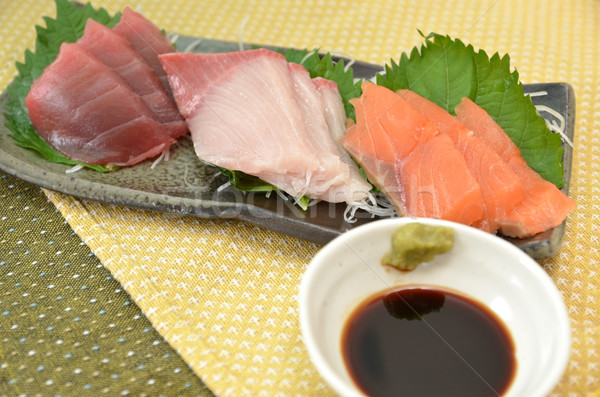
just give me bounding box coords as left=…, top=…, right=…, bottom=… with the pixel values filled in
left=0, top=174, right=214, bottom=396
left=1, top=0, right=600, bottom=396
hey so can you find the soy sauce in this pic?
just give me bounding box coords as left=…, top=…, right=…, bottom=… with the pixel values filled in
left=342, top=287, right=516, bottom=397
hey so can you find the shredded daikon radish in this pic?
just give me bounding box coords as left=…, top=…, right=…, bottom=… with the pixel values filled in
left=344, top=192, right=397, bottom=223
left=150, top=152, right=165, bottom=169
left=343, top=205, right=360, bottom=223
left=307, top=198, right=321, bottom=207
left=526, top=90, right=548, bottom=97
left=167, top=33, right=179, bottom=45
left=65, top=164, right=84, bottom=174
left=150, top=147, right=170, bottom=169
left=300, top=49, right=319, bottom=65
left=275, top=190, right=289, bottom=201
left=216, top=181, right=231, bottom=192
left=328, top=49, right=356, bottom=71
left=238, top=16, right=250, bottom=51
left=167, top=32, right=203, bottom=52
left=535, top=105, right=573, bottom=148
left=526, top=91, right=573, bottom=148
left=362, top=64, right=385, bottom=83
left=183, top=38, right=203, bottom=52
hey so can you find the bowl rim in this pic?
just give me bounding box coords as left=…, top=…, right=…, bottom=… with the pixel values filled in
left=299, top=217, right=571, bottom=397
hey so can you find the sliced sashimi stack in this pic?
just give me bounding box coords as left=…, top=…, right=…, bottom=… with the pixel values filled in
left=76, top=19, right=187, bottom=139
left=25, top=43, right=175, bottom=166
left=158, top=48, right=371, bottom=203
left=397, top=89, right=526, bottom=234
left=25, top=8, right=186, bottom=167
left=340, top=82, right=484, bottom=226
left=455, top=98, right=577, bottom=237
left=341, top=82, right=576, bottom=237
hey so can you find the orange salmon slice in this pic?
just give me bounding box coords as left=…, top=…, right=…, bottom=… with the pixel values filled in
left=399, top=133, right=484, bottom=225
left=455, top=97, right=576, bottom=237
left=341, top=82, right=484, bottom=223
left=343, top=82, right=437, bottom=162
left=398, top=89, right=526, bottom=233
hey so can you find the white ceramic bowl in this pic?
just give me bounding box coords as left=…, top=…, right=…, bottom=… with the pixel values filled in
left=299, top=217, right=570, bottom=397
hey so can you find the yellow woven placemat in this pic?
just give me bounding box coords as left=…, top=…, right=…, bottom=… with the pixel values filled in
left=2, top=0, right=599, bottom=395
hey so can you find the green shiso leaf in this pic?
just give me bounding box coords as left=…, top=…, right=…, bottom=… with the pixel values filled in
left=471, top=50, right=564, bottom=188
left=4, top=0, right=121, bottom=173
left=376, top=32, right=565, bottom=188
left=217, top=168, right=311, bottom=211
left=378, top=33, right=476, bottom=112
left=217, top=167, right=276, bottom=192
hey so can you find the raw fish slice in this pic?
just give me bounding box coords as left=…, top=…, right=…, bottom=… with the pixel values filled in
left=396, top=89, right=464, bottom=142
left=287, top=64, right=370, bottom=202
left=340, top=82, right=437, bottom=213
left=79, top=117, right=172, bottom=166
left=455, top=97, right=576, bottom=237
left=313, top=77, right=372, bottom=202
left=341, top=82, right=484, bottom=222
left=342, top=125, right=406, bottom=212
left=287, top=63, right=350, bottom=200
left=399, top=134, right=484, bottom=225
left=342, top=83, right=438, bottom=163
left=455, top=98, right=518, bottom=160
left=312, top=78, right=347, bottom=140
left=159, top=49, right=334, bottom=199
left=456, top=133, right=524, bottom=232
left=76, top=19, right=187, bottom=139
left=397, top=89, right=525, bottom=232
left=113, top=7, right=176, bottom=94
left=496, top=160, right=575, bottom=237
left=25, top=43, right=174, bottom=166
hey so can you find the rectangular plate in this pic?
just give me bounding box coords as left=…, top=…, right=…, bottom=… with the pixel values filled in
left=0, top=36, right=575, bottom=259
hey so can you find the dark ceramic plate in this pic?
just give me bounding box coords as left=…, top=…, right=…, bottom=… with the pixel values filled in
left=0, top=36, right=575, bottom=259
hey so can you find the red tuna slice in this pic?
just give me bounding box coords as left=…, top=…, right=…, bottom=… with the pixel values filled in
left=397, top=89, right=526, bottom=233
left=76, top=19, right=187, bottom=139
left=113, top=7, right=176, bottom=94
left=455, top=97, right=576, bottom=237
left=25, top=43, right=175, bottom=166
left=159, top=48, right=353, bottom=200
left=341, top=82, right=484, bottom=223
left=399, top=133, right=485, bottom=224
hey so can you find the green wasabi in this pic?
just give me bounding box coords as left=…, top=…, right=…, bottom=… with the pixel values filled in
left=382, top=223, right=455, bottom=271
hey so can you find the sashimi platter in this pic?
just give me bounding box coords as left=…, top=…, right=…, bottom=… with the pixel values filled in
left=0, top=0, right=575, bottom=259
